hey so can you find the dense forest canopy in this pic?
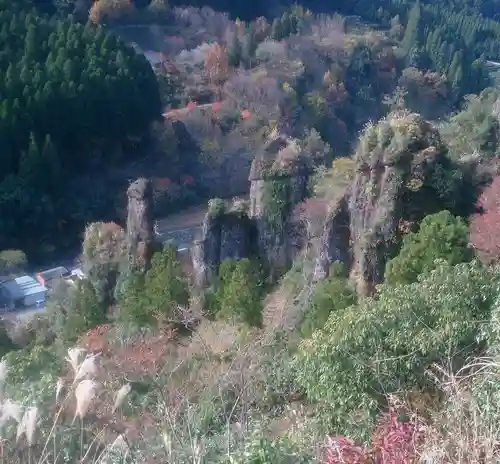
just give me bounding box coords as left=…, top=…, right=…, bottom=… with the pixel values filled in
left=115, top=0, right=498, bottom=97
left=0, top=0, right=161, bottom=256
left=8, top=0, right=499, bottom=260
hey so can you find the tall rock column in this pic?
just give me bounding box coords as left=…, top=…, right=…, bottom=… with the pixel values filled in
left=314, top=110, right=468, bottom=297
left=249, top=134, right=313, bottom=280
left=126, top=178, right=155, bottom=271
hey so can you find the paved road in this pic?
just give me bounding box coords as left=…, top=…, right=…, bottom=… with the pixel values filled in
left=34, top=194, right=251, bottom=276
left=154, top=203, right=207, bottom=250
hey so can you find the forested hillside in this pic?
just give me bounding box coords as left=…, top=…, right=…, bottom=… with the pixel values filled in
left=5, top=0, right=499, bottom=260
left=0, top=0, right=161, bottom=255
left=75, top=0, right=498, bottom=100
left=3, top=0, right=500, bottom=463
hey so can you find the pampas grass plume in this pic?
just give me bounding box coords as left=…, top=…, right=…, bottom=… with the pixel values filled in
left=16, top=406, right=38, bottom=446
left=98, top=434, right=130, bottom=464
left=74, top=379, right=99, bottom=423
left=66, top=347, right=87, bottom=375
left=2, top=399, right=23, bottom=423
left=112, top=383, right=131, bottom=413
left=74, top=353, right=99, bottom=383
left=55, top=377, right=65, bottom=402
left=0, top=360, right=8, bottom=400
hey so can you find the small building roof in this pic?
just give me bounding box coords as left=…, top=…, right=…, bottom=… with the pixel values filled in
left=1, top=275, right=47, bottom=300
left=37, top=266, right=69, bottom=281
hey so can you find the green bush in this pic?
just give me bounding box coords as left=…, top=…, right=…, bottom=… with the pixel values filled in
left=385, top=210, right=472, bottom=286
left=3, top=344, right=59, bottom=388
left=293, top=260, right=499, bottom=440
left=300, top=262, right=357, bottom=338
left=62, top=279, right=108, bottom=342
left=208, top=258, right=264, bottom=327
left=208, top=198, right=228, bottom=218
left=262, top=176, right=292, bottom=233
left=118, top=246, right=189, bottom=326
left=0, top=249, right=27, bottom=275
left=228, top=433, right=313, bottom=464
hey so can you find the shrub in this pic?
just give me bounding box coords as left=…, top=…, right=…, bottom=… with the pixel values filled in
left=7, top=312, right=58, bottom=348
left=418, top=354, right=500, bottom=462
left=0, top=249, right=27, bottom=274
left=62, top=279, right=109, bottom=342
left=208, top=198, right=227, bottom=218
left=385, top=210, right=472, bottom=286
left=209, top=258, right=264, bottom=327
left=116, top=270, right=149, bottom=324
left=118, top=245, right=189, bottom=326
left=299, top=262, right=356, bottom=338
left=3, top=344, right=59, bottom=389
left=262, top=175, right=292, bottom=233
left=145, top=246, right=190, bottom=319
left=228, top=420, right=313, bottom=463
left=293, top=260, right=499, bottom=440
left=324, top=402, right=425, bottom=463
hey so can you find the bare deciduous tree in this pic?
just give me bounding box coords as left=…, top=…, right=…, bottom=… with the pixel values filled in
left=223, top=70, right=285, bottom=122
left=203, top=43, right=230, bottom=86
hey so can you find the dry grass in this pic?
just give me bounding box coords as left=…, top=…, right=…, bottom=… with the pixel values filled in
left=417, top=359, right=500, bottom=463
left=65, top=315, right=306, bottom=461
left=6, top=307, right=500, bottom=463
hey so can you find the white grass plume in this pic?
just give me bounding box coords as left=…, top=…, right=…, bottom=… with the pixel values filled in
left=16, top=406, right=38, bottom=446
left=0, top=360, right=8, bottom=400
left=112, top=383, right=131, bottom=413
left=74, top=353, right=99, bottom=383
left=66, top=347, right=87, bottom=375
left=55, top=377, right=65, bottom=402
left=1, top=399, right=23, bottom=423
left=73, top=379, right=99, bottom=423
left=97, top=434, right=130, bottom=464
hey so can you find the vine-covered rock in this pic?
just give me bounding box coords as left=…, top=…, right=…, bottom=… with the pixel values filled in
left=249, top=130, right=320, bottom=279
left=316, top=110, right=472, bottom=296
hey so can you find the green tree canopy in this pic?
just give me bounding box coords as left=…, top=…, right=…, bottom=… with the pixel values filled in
left=118, top=246, right=189, bottom=326
left=0, top=1, right=161, bottom=253
left=384, top=210, right=472, bottom=286
left=299, top=261, right=357, bottom=338
left=211, top=258, right=264, bottom=327
left=293, top=260, right=499, bottom=439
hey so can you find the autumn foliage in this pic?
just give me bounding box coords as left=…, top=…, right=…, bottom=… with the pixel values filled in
left=469, top=175, right=500, bottom=264
left=204, top=43, right=230, bottom=86
left=325, top=404, right=425, bottom=463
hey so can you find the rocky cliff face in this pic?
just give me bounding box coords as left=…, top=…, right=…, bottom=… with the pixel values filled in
left=193, top=131, right=321, bottom=285
left=315, top=110, right=469, bottom=296
left=126, top=178, right=155, bottom=271
left=192, top=199, right=257, bottom=287
left=192, top=133, right=317, bottom=285
left=313, top=196, right=351, bottom=282
left=249, top=132, right=317, bottom=279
